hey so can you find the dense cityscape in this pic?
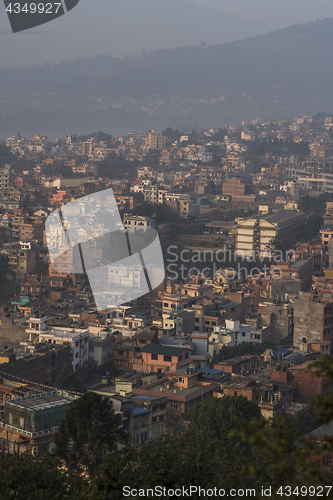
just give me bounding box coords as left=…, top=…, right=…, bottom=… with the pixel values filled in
left=0, top=113, right=332, bottom=495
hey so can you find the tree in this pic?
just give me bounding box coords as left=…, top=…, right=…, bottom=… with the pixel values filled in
left=53, top=392, right=123, bottom=475
left=0, top=453, right=84, bottom=500
left=0, top=143, right=15, bottom=162
left=188, top=396, right=261, bottom=445
left=56, top=363, right=86, bottom=393
left=85, top=433, right=217, bottom=500
left=162, top=127, right=181, bottom=142
left=233, top=356, right=333, bottom=496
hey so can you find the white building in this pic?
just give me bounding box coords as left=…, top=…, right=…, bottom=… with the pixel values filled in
left=25, top=316, right=89, bottom=371
left=209, top=320, right=252, bottom=356
left=143, top=185, right=158, bottom=204
left=241, top=131, right=256, bottom=141
left=123, top=214, right=153, bottom=232
left=162, top=313, right=183, bottom=335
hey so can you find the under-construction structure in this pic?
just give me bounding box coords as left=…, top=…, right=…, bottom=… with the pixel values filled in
left=0, top=390, right=77, bottom=454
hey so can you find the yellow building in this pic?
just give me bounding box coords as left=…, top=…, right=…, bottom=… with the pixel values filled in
left=320, top=227, right=333, bottom=245
left=213, top=269, right=242, bottom=293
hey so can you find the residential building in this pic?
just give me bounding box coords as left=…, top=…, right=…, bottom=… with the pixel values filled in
left=235, top=211, right=308, bottom=258
left=0, top=165, right=10, bottom=189
left=209, top=320, right=252, bottom=355
left=25, top=316, right=89, bottom=371
left=132, top=363, right=221, bottom=429
left=123, top=213, right=153, bottom=232
left=293, top=291, right=333, bottom=353
left=290, top=362, right=333, bottom=404
left=145, top=131, right=167, bottom=151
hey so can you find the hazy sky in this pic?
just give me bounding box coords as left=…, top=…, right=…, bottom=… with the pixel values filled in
left=191, top=0, right=333, bottom=27
left=1, top=0, right=333, bottom=69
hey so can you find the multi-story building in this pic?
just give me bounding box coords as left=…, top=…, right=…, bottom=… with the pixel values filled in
left=143, top=185, right=158, bottom=204
left=123, top=214, right=153, bottom=232
left=25, top=316, right=89, bottom=371
left=0, top=391, right=77, bottom=455
left=133, top=363, right=220, bottom=429
left=88, top=330, right=117, bottom=365
left=222, top=178, right=250, bottom=196
left=139, top=344, right=192, bottom=374
left=209, top=319, right=252, bottom=355
left=235, top=210, right=308, bottom=258
left=145, top=131, right=167, bottom=151
left=290, top=362, right=333, bottom=404
left=128, top=395, right=167, bottom=442
left=293, top=291, right=333, bottom=354
left=0, top=164, right=10, bottom=189
left=11, top=216, right=45, bottom=247
left=3, top=241, right=38, bottom=276
left=272, top=257, right=314, bottom=291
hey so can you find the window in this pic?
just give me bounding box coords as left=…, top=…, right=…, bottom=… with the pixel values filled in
left=151, top=353, right=158, bottom=360
left=179, top=355, right=182, bottom=362
left=323, top=455, right=332, bottom=467
left=164, top=303, right=168, bottom=308
left=75, top=341, right=79, bottom=347
left=204, top=321, right=209, bottom=325
left=75, top=352, right=79, bottom=358
left=164, top=355, right=171, bottom=362
left=177, top=377, right=185, bottom=384
left=195, top=318, right=199, bottom=323
left=159, top=415, right=164, bottom=421
left=171, top=403, right=179, bottom=410
left=152, top=416, right=157, bottom=423
left=242, top=332, right=246, bottom=337
left=159, top=405, right=166, bottom=410
left=140, top=431, right=148, bottom=442
left=185, top=352, right=189, bottom=359
left=118, top=350, right=124, bottom=356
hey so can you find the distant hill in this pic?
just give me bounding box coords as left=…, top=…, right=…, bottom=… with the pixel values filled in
left=1, top=18, right=333, bottom=138
left=0, top=0, right=272, bottom=68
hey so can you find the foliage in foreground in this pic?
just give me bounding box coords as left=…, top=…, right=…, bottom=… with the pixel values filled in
left=1, top=359, right=333, bottom=499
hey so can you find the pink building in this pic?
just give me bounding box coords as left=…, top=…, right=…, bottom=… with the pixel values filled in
left=139, top=344, right=192, bottom=375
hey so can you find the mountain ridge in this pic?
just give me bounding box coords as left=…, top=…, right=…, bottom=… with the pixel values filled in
left=1, top=18, right=333, bottom=138
left=0, top=0, right=272, bottom=69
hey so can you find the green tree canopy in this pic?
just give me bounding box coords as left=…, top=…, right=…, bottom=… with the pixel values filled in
left=0, top=453, right=84, bottom=500
left=56, top=363, right=86, bottom=393
left=54, top=392, right=122, bottom=475
left=188, top=395, right=262, bottom=444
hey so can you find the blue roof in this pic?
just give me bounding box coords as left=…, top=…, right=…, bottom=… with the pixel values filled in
left=128, top=405, right=151, bottom=416
left=132, top=395, right=155, bottom=401
left=273, top=348, right=292, bottom=360
left=197, top=368, right=224, bottom=375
